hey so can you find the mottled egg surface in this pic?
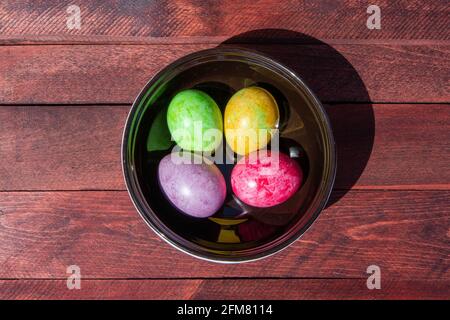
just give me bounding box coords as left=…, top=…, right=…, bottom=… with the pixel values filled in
left=231, top=151, right=303, bottom=207
left=158, top=152, right=227, bottom=218
left=167, top=89, right=223, bottom=152
left=224, top=87, right=279, bottom=155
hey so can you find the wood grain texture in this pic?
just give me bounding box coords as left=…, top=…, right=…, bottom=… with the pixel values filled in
left=0, top=44, right=449, bottom=104
left=0, top=106, right=129, bottom=191
left=0, top=104, right=448, bottom=191
left=0, top=0, right=449, bottom=44
left=0, top=190, right=448, bottom=280
left=0, top=279, right=448, bottom=300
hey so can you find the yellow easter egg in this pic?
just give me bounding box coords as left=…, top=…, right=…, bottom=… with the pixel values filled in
left=224, top=87, right=279, bottom=155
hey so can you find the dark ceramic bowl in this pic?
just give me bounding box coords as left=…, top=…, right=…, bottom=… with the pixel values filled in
left=122, top=47, right=336, bottom=263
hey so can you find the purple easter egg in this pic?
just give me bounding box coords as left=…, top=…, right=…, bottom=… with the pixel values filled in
left=158, top=152, right=226, bottom=218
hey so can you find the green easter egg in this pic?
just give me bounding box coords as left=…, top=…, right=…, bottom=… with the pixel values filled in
left=167, top=89, right=223, bottom=152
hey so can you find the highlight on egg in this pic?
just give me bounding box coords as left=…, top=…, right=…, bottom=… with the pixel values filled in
left=224, top=87, right=279, bottom=155
left=231, top=151, right=303, bottom=208
left=167, top=89, right=223, bottom=153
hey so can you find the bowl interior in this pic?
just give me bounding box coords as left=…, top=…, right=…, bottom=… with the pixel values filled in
left=124, top=49, right=335, bottom=262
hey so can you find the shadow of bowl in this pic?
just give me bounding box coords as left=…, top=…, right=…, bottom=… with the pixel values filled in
left=122, top=29, right=375, bottom=262
left=219, top=29, right=375, bottom=207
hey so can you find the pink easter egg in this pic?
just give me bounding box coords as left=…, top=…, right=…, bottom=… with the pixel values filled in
left=231, top=151, right=303, bottom=207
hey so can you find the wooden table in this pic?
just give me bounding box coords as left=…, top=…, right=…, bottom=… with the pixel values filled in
left=0, top=1, right=448, bottom=300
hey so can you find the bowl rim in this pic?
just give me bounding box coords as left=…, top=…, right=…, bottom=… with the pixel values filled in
left=121, top=47, right=336, bottom=263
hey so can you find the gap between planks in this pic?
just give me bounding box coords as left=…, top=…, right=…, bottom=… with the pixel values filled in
left=0, top=37, right=449, bottom=46
left=0, top=102, right=449, bottom=107
left=0, top=276, right=364, bottom=281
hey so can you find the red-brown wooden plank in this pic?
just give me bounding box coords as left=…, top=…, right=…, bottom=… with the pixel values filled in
left=0, top=1, right=449, bottom=44
left=0, top=44, right=448, bottom=104
left=0, top=106, right=129, bottom=190
left=328, top=104, right=450, bottom=190
left=0, top=190, right=448, bottom=280
left=0, top=279, right=448, bottom=300
left=0, top=104, right=448, bottom=191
